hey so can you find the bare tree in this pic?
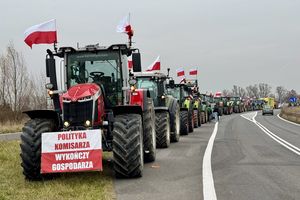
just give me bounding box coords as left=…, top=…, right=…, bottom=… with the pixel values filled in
left=246, top=84, right=259, bottom=98
left=0, top=54, right=9, bottom=105
left=222, top=89, right=232, bottom=97
left=258, top=83, right=271, bottom=98
left=6, top=41, right=31, bottom=112
left=276, top=86, right=287, bottom=103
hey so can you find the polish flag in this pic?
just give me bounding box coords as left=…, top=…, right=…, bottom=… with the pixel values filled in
left=128, top=59, right=133, bottom=69
left=215, top=91, right=222, bottom=97
left=176, top=67, right=185, bottom=77
left=189, top=69, right=198, bottom=75
left=24, top=19, right=57, bottom=48
left=116, top=15, right=133, bottom=37
left=146, top=56, right=160, bottom=71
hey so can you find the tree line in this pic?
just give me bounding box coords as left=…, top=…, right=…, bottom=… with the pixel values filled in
left=222, top=83, right=299, bottom=104
left=0, top=42, right=47, bottom=122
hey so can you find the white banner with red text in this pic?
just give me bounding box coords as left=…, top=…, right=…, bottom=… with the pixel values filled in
left=41, top=129, right=102, bottom=173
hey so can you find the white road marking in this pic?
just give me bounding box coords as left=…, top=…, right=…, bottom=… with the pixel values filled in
left=202, top=122, right=218, bottom=200
left=241, top=112, right=300, bottom=156
left=277, top=114, right=300, bottom=127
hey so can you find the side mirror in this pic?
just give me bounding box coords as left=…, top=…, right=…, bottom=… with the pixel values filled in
left=169, top=80, right=175, bottom=88
left=46, top=57, right=55, bottom=78
left=132, top=53, right=141, bottom=72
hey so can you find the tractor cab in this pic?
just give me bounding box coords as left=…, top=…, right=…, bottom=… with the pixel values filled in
left=166, top=83, right=190, bottom=106
left=132, top=72, right=168, bottom=107
left=46, top=44, right=133, bottom=129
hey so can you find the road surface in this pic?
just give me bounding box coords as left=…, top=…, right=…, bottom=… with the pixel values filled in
left=115, top=110, right=300, bottom=200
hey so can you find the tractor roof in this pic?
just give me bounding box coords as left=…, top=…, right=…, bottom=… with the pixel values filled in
left=54, top=44, right=132, bottom=57
left=133, top=72, right=167, bottom=79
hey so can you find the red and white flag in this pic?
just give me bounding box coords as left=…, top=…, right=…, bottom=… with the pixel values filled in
left=189, top=68, right=198, bottom=75
left=176, top=67, right=185, bottom=77
left=116, top=15, right=133, bottom=37
left=24, top=19, right=57, bottom=48
left=146, top=56, right=160, bottom=71
left=215, top=91, right=222, bottom=97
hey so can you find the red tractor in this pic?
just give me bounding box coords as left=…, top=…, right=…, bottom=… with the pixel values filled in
left=20, top=44, right=156, bottom=180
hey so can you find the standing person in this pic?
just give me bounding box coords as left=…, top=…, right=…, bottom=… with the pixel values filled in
left=213, top=105, right=219, bottom=122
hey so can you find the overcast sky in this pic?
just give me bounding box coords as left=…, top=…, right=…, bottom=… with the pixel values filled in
left=0, top=0, right=300, bottom=94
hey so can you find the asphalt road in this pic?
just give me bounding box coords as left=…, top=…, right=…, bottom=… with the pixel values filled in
left=114, top=122, right=216, bottom=200
left=213, top=110, right=300, bottom=200
left=115, top=110, right=300, bottom=200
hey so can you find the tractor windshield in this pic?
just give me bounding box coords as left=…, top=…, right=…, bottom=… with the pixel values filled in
left=66, top=51, right=122, bottom=106
left=136, top=77, right=158, bottom=99
left=167, top=87, right=180, bottom=100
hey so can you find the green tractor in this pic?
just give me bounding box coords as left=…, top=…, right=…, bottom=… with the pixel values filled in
left=166, top=80, right=196, bottom=135
left=184, top=80, right=202, bottom=129
left=132, top=72, right=180, bottom=147
left=199, top=94, right=213, bottom=124
left=230, top=97, right=244, bottom=113
left=221, top=97, right=233, bottom=115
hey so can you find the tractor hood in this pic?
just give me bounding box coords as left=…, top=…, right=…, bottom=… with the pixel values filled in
left=62, top=83, right=100, bottom=102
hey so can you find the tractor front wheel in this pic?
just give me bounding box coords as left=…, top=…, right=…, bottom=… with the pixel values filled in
left=170, top=104, right=180, bottom=143
left=143, top=102, right=156, bottom=163
left=113, top=114, right=144, bottom=178
left=155, top=111, right=170, bottom=148
left=20, top=118, right=56, bottom=180
left=180, top=110, right=189, bottom=135
left=188, top=109, right=194, bottom=133
left=193, top=109, right=199, bottom=128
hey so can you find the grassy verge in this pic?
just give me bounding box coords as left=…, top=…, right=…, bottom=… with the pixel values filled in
left=280, top=106, right=300, bottom=124
left=0, top=141, right=115, bottom=200
left=0, top=122, right=23, bottom=134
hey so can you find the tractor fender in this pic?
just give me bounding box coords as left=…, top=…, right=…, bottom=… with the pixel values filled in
left=180, top=107, right=188, bottom=112
left=23, top=110, right=61, bottom=128
left=154, top=106, right=169, bottom=113
left=113, top=105, right=143, bottom=116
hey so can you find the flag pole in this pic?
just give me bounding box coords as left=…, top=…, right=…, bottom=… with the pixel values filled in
left=196, top=66, right=198, bottom=86
left=128, top=13, right=132, bottom=47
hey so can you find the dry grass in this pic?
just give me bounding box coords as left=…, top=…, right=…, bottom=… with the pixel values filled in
left=0, top=122, right=24, bottom=134
left=283, top=106, right=300, bottom=115
left=0, top=141, right=115, bottom=200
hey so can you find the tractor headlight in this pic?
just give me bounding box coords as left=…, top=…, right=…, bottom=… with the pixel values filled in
left=85, top=120, right=91, bottom=127
left=161, top=95, right=165, bottom=99
left=48, top=90, right=54, bottom=95
left=64, top=121, right=70, bottom=128
left=130, top=85, right=136, bottom=92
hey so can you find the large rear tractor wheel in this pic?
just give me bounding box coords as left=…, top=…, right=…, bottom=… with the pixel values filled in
left=224, top=107, right=228, bottom=115
left=170, top=104, right=180, bottom=143
left=193, top=109, right=199, bottom=128
left=201, top=111, right=205, bottom=124
left=20, top=118, right=56, bottom=180
left=180, top=110, right=189, bottom=135
left=155, top=111, right=170, bottom=148
left=113, top=114, right=144, bottom=178
left=143, top=103, right=156, bottom=163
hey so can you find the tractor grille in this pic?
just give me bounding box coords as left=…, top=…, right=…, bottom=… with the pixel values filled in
left=63, top=100, right=93, bottom=126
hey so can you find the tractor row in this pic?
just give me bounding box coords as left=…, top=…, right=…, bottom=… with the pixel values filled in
left=20, top=43, right=212, bottom=181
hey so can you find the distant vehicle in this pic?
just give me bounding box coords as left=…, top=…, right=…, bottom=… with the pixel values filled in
left=262, top=104, right=274, bottom=115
